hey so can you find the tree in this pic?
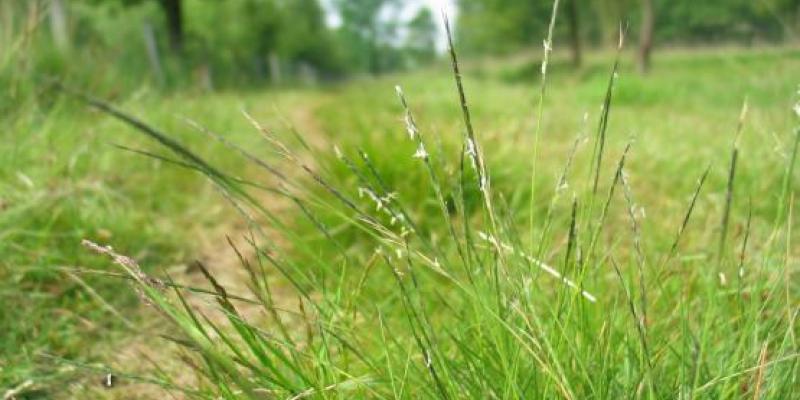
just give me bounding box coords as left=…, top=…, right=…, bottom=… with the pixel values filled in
left=278, top=0, right=342, bottom=75
left=637, top=0, right=654, bottom=73
left=589, top=0, right=632, bottom=47
left=457, top=0, right=590, bottom=59
left=158, top=0, right=182, bottom=52
left=85, top=0, right=184, bottom=53
left=335, top=0, right=399, bottom=74
left=457, top=0, right=553, bottom=54
left=652, top=0, right=784, bottom=43
left=405, top=7, right=437, bottom=65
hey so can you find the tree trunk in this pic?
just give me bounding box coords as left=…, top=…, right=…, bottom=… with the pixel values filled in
left=637, top=0, right=654, bottom=73
left=159, top=0, right=183, bottom=52
left=566, top=0, right=582, bottom=67
left=591, top=0, right=618, bottom=48
left=49, top=0, right=69, bottom=52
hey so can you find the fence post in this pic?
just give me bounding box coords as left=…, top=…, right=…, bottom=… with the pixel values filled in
left=142, top=21, right=166, bottom=86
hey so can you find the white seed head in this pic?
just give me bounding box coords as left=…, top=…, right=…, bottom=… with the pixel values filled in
left=465, top=137, right=479, bottom=170
left=16, top=172, right=34, bottom=189
left=412, top=142, right=428, bottom=160
left=465, top=138, right=476, bottom=156
left=359, top=187, right=385, bottom=211
left=404, top=114, right=418, bottom=139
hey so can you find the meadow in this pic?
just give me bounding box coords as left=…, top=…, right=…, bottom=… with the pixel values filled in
left=2, top=45, right=799, bottom=398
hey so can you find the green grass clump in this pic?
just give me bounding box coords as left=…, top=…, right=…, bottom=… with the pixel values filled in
left=72, top=26, right=800, bottom=398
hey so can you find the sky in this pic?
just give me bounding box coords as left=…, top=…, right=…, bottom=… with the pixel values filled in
left=321, top=0, right=458, bottom=51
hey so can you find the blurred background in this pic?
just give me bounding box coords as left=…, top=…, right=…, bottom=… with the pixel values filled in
left=2, top=0, right=798, bottom=100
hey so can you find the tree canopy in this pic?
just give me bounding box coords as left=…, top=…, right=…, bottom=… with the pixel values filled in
left=456, top=0, right=799, bottom=55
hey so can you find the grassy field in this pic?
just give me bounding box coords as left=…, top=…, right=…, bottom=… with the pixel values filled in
left=2, top=47, right=798, bottom=398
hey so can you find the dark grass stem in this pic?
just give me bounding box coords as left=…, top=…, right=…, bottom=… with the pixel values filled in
left=665, top=164, right=711, bottom=263
left=718, top=101, right=747, bottom=266
left=590, top=28, right=625, bottom=195
left=585, top=142, right=631, bottom=266
left=528, top=0, right=561, bottom=253
left=619, top=165, right=653, bottom=391
left=443, top=13, right=500, bottom=250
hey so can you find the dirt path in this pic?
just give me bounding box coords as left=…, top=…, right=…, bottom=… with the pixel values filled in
left=64, top=93, right=332, bottom=399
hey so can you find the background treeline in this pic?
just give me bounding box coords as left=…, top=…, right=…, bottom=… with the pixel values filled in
left=459, top=0, right=799, bottom=65
left=1, top=0, right=438, bottom=97
left=2, top=0, right=798, bottom=98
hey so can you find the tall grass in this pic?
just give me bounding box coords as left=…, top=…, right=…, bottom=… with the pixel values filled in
left=76, top=16, right=799, bottom=400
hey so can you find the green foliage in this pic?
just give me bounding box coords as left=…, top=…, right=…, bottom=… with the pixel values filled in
left=457, top=0, right=797, bottom=54
left=457, top=0, right=555, bottom=53
left=406, top=8, right=438, bottom=66
left=278, top=0, right=343, bottom=75
left=334, top=0, right=401, bottom=74
left=0, top=0, right=439, bottom=106
left=653, top=0, right=787, bottom=42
